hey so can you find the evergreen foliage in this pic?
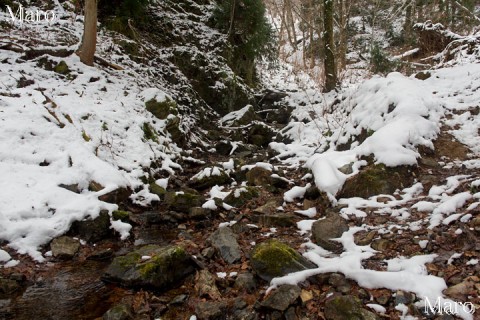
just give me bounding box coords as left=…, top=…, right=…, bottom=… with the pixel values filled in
left=98, top=0, right=151, bottom=36
left=370, top=42, right=398, bottom=75
left=213, top=0, right=277, bottom=85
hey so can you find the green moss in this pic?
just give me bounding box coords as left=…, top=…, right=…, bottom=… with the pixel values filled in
left=251, top=239, right=307, bottom=278
left=82, top=130, right=91, bottom=142
left=138, top=246, right=187, bottom=278
left=224, top=186, right=258, bottom=207
left=142, top=122, right=158, bottom=142
left=145, top=98, right=178, bottom=120
left=54, top=61, right=70, bottom=75
left=149, top=182, right=166, bottom=198
left=112, top=210, right=130, bottom=221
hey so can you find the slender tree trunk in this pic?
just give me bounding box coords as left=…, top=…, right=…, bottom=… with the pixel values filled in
left=323, top=0, right=337, bottom=92
left=77, top=0, right=97, bottom=66
left=337, top=0, right=349, bottom=72
left=403, top=2, right=413, bottom=41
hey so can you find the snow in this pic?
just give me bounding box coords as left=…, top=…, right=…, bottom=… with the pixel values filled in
left=0, top=16, right=184, bottom=261
left=0, top=249, right=11, bottom=262
left=284, top=183, right=311, bottom=202
left=294, top=208, right=317, bottom=218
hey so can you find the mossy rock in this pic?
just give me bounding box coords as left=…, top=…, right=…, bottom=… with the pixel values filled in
left=165, top=190, right=204, bottom=212
left=324, top=295, right=378, bottom=320
left=145, top=96, right=178, bottom=120
left=247, top=123, right=275, bottom=147
left=54, top=61, right=70, bottom=75
left=166, top=115, right=184, bottom=145
left=338, top=163, right=417, bottom=199
left=149, top=183, right=166, bottom=199
left=102, top=303, right=133, bottom=320
left=246, top=166, right=272, bottom=186
left=69, top=210, right=113, bottom=243
left=251, top=239, right=316, bottom=282
left=102, top=245, right=196, bottom=290
left=112, top=210, right=130, bottom=222
left=189, top=168, right=230, bottom=190
left=223, top=186, right=259, bottom=207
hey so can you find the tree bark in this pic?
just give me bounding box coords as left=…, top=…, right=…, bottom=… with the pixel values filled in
left=323, top=0, right=337, bottom=92
left=77, top=0, right=97, bottom=66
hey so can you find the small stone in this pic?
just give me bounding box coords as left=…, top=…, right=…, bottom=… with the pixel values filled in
left=195, top=270, right=221, bottom=300
left=195, top=301, right=227, bottom=320
left=253, top=213, right=296, bottom=228
left=253, top=200, right=281, bottom=215
left=234, top=273, right=257, bottom=293
left=444, top=276, right=479, bottom=300
left=0, top=278, right=20, bottom=298
left=208, top=227, right=242, bottom=264
left=69, top=210, right=113, bottom=243
left=371, top=239, right=393, bottom=251
left=260, top=285, right=301, bottom=311
left=324, top=295, right=378, bottom=320
left=189, top=207, right=211, bottom=219
left=201, top=247, right=216, bottom=259
left=300, top=290, right=313, bottom=303
left=246, top=166, right=272, bottom=186
left=51, top=236, right=80, bottom=259
left=102, top=303, right=133, bottom=320
left=311, top=213, right=349, bottom=252
left=395, top=290, right=415, bottom=306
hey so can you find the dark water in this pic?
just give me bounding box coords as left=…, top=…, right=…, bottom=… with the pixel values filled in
left=2, top=260, right=121, bottom=320
left=1, top=225, right=180, bottom=320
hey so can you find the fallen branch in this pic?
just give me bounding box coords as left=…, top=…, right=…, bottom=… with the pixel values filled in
left=94, top=55, right=124, bottom=70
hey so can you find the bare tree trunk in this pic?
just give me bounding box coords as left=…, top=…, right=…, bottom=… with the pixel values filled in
left=323, top=0, right=337, bottom=92
left=76, top=0, right=97, bottom=66
left=337, top=0, right=349, bottom=72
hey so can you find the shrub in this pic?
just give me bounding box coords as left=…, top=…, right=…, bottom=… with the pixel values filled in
left=212, top=0, right=277, bottom=85
left=370, top=42, right=398, bottom=75
left=98, top=0, right=151, bottom=36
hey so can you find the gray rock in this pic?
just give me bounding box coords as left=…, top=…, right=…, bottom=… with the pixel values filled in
left=394, top=290, right=415, bottom=306
left=260, top=285, right=301, bottom=311
left=253, top=200, right=281, bottom=215
left=208, top=227, right=242, bottom=264
left=324, top=295, right=378, bottom=320
left=253, top=213, right=296, bottom=228
left=0, top=278, right=20, bottom=298
left=102, top=303, right=133, bottom=320
left=69, top=210, right=113, bottom=243
left=189, top=207, right=211, bottom=220
left=189, top=168, right=230, bottom=190
left=164, top=190, right=204, bottom=212
left=246, top=166, right=272, bottom=186
left=102, top=245, right=195, bottom=290
left=51, top=236, right=80, bottom=259
left=195, top=270, right=221, bottom=300
left=311, top=213, right=348, bottom=252
left=234, top=273, right=257, bottom=293
left=251, top=239, right=316, bottom=282
left=195, top=301, right=227, bottom=320
left=224, top=187, right=259, bottom=207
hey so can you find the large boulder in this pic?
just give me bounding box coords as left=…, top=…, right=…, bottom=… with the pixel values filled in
left=338, top=163, right=416, bottom=199
left=311, top=213, right=349, bottom=252
left=102, top=245, right=196, bottom=290
left=251, top=239, right=316, bottom=282
left=220, top=105, right=259, bottom=127
left=145, top=92, right=178, bottom=120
